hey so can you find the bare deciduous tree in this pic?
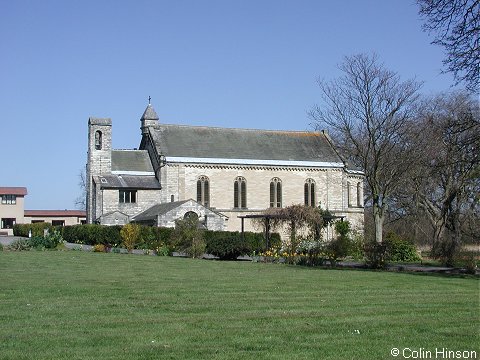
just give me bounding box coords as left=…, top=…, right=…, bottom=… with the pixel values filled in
left=410, top=91, right=480, bottom=265
left=74, top=169, right=87, bottom=210
left=309, top=53, right=422, bottom=244
left=417, top=0, right=480, bottom=92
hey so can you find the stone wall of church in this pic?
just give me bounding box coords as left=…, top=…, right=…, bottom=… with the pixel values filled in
left=166, top=164, right=345, bottom=210
left=100, top=188, right=163, bottom=220
left=162, top=162, right=364, bottom=235
left=156, top=200, right=225, bottom=231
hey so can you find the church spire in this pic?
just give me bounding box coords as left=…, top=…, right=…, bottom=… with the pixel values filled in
left=141, top=98, right=159, bottom=121
left=140, top=98, right=159, bottom=133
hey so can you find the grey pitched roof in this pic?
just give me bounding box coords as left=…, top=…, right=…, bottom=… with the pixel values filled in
left=132, top=200, right=190, bottom=222
left=94, top=175, right=161, bottom=189
left=141, top=104, right=159, bottom=120
left=132, top=199, right=228, bottom=223
left=148, top=124, right=342, bottom=163
left=111, top=150, right=154, bottom=173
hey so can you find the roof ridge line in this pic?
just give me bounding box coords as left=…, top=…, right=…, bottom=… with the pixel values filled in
left=159, top=123, right=321, bottom=134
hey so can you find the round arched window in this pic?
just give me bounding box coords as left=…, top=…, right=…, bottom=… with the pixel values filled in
left=184, top=211, right=199, bottom=220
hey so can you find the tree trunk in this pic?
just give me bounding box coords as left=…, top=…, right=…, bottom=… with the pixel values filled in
left=373, top=204, right=384, bottom=243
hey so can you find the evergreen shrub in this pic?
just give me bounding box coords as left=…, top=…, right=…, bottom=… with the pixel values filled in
left=171, top=217, right=205, bottom=258
left=13, top=223, right=53, bottom=237
left=384, top=232, right=421, bottom=262
left=364, top=241, right=388, bottom=269
left=29, top=229, right=63, bottom=249
left=60, top=223, right=280, bottom=257
left=62, top=224, right=122, bottom=246
left=205, top=231, right=281, bottom=259
left=205, top=231, right=249, bottom=260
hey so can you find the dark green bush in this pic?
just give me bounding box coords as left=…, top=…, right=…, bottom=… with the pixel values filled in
left=323, top=221, right=352, bottom=267
left=324, top=236, right=350, bottom=266
left=13, top=223, right=53, bottom=237
left=60, top=223, right=279, bottom=257
left=204, top=231, right=281, bottom=259
left=270, top=233, right=282, bottom=248
left=29, top=230, right=63, bottom=249
left=348, top=233, right=365, bottom=260
left=364, top=233, right=420, bottom=268
left=205, top=231, right=250, bottom=260
left=62, top=224, right=121, bottom=246
left=384, top=232, right=421, bottom=262
left=364, top=241, right=388, bottom=269
left=139, top=226, right=174, bottom=251
left=171, top=217, right=205, bottom=258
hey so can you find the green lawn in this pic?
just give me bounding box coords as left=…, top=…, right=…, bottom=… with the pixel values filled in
left=0, top=251, right=478, bottom=360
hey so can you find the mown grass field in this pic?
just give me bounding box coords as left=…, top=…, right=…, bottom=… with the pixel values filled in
left=0, top=251, right=478, bottom=360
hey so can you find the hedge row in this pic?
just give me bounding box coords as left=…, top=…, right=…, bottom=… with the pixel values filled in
left=13, top=223, right=53, bottom=238
left=58, top=224, right=278, bottom=258
left=205, top=231, right=281, bottom=260
left=62, top=225, right=122, bottom=246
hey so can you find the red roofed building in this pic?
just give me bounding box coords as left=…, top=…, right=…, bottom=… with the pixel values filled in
left=0, top=187, right=28, bottom=235
left=0, top=187, right=86, bottom=235
left=24, top=210, right=86, bottom=227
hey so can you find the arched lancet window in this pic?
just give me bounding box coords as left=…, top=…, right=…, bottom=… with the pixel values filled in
left=304, top=178, right=316, bottom=207
left=95, top=130, right=102, bottom=150
left=357, top=182, right=363, bottom=207
left=234, top=177, right=247, bottom=209
left=196, top=176, right=210, bottom=207
left=270, top=177, right=282, bottom=208
left=347, top=181, right=352, bottom=207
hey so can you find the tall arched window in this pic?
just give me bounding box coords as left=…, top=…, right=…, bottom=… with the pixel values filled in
left=347, top=181, right=352, bottom=207
left=270, top=177, right=282, bottom=208
left=197, top=176, right=210, bottom=207
left=234, top=177, right=247, bottom=208
left=357, top=182, right=363, bottom=207
left=304, top=178, right=316, bottom=207
left=95, top=130, right=102, bottom=150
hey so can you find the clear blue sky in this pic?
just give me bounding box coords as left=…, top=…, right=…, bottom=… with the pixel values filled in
left=0, top=0, right=458, bottom=210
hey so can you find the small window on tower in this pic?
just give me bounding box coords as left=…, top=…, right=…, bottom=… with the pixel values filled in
left=95, top=131, right=102, bottom=150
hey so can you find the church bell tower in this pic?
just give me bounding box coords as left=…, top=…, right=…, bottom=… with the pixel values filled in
left=86, top=117, right=112, bottom=223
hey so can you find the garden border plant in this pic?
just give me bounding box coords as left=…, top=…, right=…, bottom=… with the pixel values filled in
left=58, top=223, right=281, bottom=259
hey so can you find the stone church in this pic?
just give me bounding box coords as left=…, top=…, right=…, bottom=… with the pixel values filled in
left=86, top=103, right=364, bottom=237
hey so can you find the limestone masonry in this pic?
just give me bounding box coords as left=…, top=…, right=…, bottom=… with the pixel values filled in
left=86, top=103, right=364, bottom=239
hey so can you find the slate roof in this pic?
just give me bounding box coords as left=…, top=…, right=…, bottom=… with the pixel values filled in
left=111, top=150, right=154, bottom=173
left=148, top=124, right=342, bottom=163
left=141, top=104, right=159, bottom=120
left=132, top=200, right=190, bottom=222
left=94, top=175, right=161, bottom=189
left=133, top=199, right=227, bottom=223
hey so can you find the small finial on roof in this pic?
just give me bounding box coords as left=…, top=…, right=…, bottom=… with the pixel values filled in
left=148, top=96, right=151, bottom=105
